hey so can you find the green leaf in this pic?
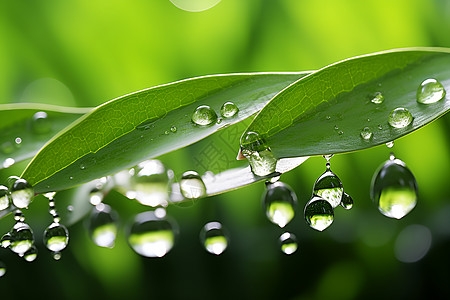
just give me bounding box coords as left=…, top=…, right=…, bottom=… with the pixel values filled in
left=0, top=104, right=91, bottom=169
left=244, top=48, right=450, bottom=158
left=22, top=72, right=311, bottom=193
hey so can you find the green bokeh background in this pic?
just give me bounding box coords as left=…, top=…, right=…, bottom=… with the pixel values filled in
left=1, top=0, right=450, bottom=299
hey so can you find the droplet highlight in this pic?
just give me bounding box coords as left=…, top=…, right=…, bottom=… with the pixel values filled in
left=263, top=182, right=297, bottom=228
left=31, top=111, right=52, bottom=134
left=192, top=105, right=217, bottom=126
left=360, top=127, right=373, bottom=140
left=388, top=108, right=413, bottom=129
left=279, top=232, right=298, bottom=255
left=417, top=78, right=446, bottom=104
left=371, top=92, right=384, bottom=104
left=200, top=221, right=228, bottom=255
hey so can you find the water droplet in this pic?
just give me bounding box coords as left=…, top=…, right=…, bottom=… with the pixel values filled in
left=43, top=222, right=69, bottom=252
left=313, top=167, right=343, bottom=208
left=304, top=196, right=334, bottom=231
left=10, top=179, right=34, bottom=209
left=371, top=157, right=417, bottom=219
left=191, top=105, right=217, bottom=126
left=14, top=137, right=22, bottom=146
left=170, top=125, right=177, bottom=133
left=240, top=131, right=277, bottom=177
left=378, top=124, right=383, bottom=130
left=127, top=211, right=177, bottom=258
left=131, top=160, right=170, bottom=207
left=326, top=115, right=331, bottom=120
left=0, top=185, right=10, bottom=211
left=388, top=107, right=413, bottom=128
left=323, top=154, right=334, bottom=162
left=24, top=245, right=38, bottom=262
left=88, top=204, right=119, bottom=248
left=53, top=252, right=62, bottom=260
left=31, top=111, right=52, bottom=134
left=1, top=233, right=12, bottom=248
left=360, top=127, right=373, bottom=140
left=9, top=221, right=34, bottom=255
left=371, top=92, right=384, bottom=104
left=164, top=130, right=169, bottom=135
left=170, top=0, right=221, bottom=12
left=179, top=171, right=206, bottom=199
left=340, top=192, right=353, bottom=210
left=220, top=101, right=239, bottom=118
left=0, top=261, right=6, bottom=277
left=338, top=130, right=344, bottom=135
left=279, top=232, right=298, bottom=255
left=200, top=221, right=228, bottom=255
left=386, top=141, right=394, bottom=148
left=3, top=158, right=15, bottom=168
left=417, top=78, right=446, bottom=104
left=263, top=182, right=297, bottom=228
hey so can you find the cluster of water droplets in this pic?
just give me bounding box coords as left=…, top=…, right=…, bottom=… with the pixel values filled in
left=191, top=101, right=238, bottom=127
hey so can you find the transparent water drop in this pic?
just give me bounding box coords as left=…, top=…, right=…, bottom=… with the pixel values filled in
left=87, top=204, right=119, bottom=248
left=200, top=221, right=228, bottom=255
left=240, top=131, right=277, bottom=177
left=304, top=196, right=334, bottom=231
left=31, top=111, right=52, bottom=134
left=0, top=261, right=6, bottom=277
left=24, top=245, right=38, bottom=262
left=386, top=141, right=394, bottom=148
left=370, top=157, right=418, bottom=219
left=179, top=171, right=206, bottom=199
left=340, top=192, right=353, bottom=210
left=417, top=78, right=446, bottom=104
left=0, top=185, right=10, bottom=210
left=53, top=252, right=62, bottom=260
left=127, top=211, right=177, bottom=258
left=9, top=221, right=34, bottom=255
left=191, top=105, right=217, bottom=126
left=388, top=108, right=413, bottom=128
left=10, top=178, right=34, bottom=209
left=1, top=233, right=12, bottom=248
left=3, top=158, right=15, bottom=168
left=313, top=168, right=343, bottom=208
left=170, top=125, right=177, bottom=133
left=164, top=130, right=169, bottom=135
left=14, top=137, right=22, bottom=146
left=169, top=0, right=221, bottom=12
left=338, top=130, right=344, bottom=135
left=43, top=222, right=69, bottom=252
left=371, top=92, right=384, bottom=104
left=131, top=160, right=170, bottom=207
left=262, top=182, right=297, bottom=228
left=360, top=127, right=373, bottom=140
left=279, top=232, right=298, bottom=255
left=220, top=101, right=239, bottom=118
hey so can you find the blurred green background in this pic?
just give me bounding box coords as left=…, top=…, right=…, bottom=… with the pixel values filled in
left=1, top=0, right=450, bottom=299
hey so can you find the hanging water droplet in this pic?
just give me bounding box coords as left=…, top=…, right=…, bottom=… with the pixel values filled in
left=371, top=92, right=384, bottom=104
left=304, top=196, right=334, bottom=231
left=240, top=131, right=277, bottom=177
left=31, top=111, right=52, bottom=134
left=340, top=192, right=353, bottom=210
left=360, top=127, right=373, bottom=140
left=127, top=211, right=177, bottom=258
left=1, top=233, right=12, bottom=248
left=131, top=160, right=170, bottom=207
left=10, top=179, right=34, bottom=209
left=23, top=245, right=38, bottom=262
left=9, top=221, right=34, bottom=255
left=179, top=171, right=206, bottom=199
left=200, top=221, right=229, bottom=255
left=417, top=78, right=446, bottom=104
left=388, top=108, right=413, bottom=128
left=279, top=232, right=298, bottom=255
left=170, top=125, right=177, bottom=133
left=43, top=222, right=69, bottom=252
left=191, top=105, right=217, bottom=126
left=370, top=157, right=418, bottom=219
left=0, top=185, right=10, bottom=211
left=263, top=182, right=297, bottom=228
left=87, top=204, right=119, bottom=248
left=386, top=141, right=395, bottom=148
left=53, top=252, right=62, bottom=260
left=220, top=101, right=239, bottom=118
left=313, top=167, right=343, bottom=208
left=0, top=261, right=6, bottom=277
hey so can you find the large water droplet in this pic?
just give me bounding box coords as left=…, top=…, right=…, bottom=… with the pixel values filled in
left=417, top=78, right=446, bottom=104
left=240, top=131, right=277, bottom=177
left=31, top=111, right=52, bottom=134
left=360, top=127, right=373, bottom=140
left=370, top=157, right=418, bottom=219
left=24, top=245, right=38, bottom=262
left=279, top=232, right=298, bottom=255
left=200, top=221, right=228, bottom=255
left=127, top=211, right=177, bottom=258
left=313, top=168, right=343, bottom=208
left=10, top=179, right=34, bottom=209
left=388, top=108, right=413, bottom=129
left=192, top=105, right=217, bottom=126
left=304, top=196, right=334, bottom=231
left=0, top=261, right=6, bottom=277
left=88, top=204, right=119, bottom=248
left=170, top=0, right=221, bottom=12
left=220, top=101, right=239, bottom=118
left=371, top=92, right=384, bottom=104
left=0, top=185, right=10, bottom=211
left=179, top=171, right=206, bottom=199
left=340, top=192, right=353, bottom=210
left=9, top=222, right=34, bottom=255
left=43, top=222, right=69, bottom=252
left=263, top=182, right=297, bottom=228
left=131, top=160, right=170, bottom=207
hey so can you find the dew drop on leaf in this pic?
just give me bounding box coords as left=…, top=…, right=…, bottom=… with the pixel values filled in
left=279, top=232, right=298, bottom=255
left=200, top=221, right=228, bottom=255
left=388, top=107, right=413, bottom=128
left=262, top=182, right=297, bottom=228
left=170, top=125, right=177, bottom=133
left=87, top=203, right=119, bottom=248
left=179, top=170, right=206, bottom=199
left=417, top=78, right=446, bottom=104
left=31, top=111, right=52, bottom=134
left=0, top=185, right=10, bottom=211
left=43, top=222, right=69, bottom=252
left=304, top=196, right=334, bottom=231
left=131, top=160, right=170, bottom=207
left=240, top=131, right=277, bottom=177
left=191, top=105, right=217, bottom=126
left=360, top=127, right=373, bottom=140
left=220, top=101, right=239, bottom=118
left=371, top=92, right=384, bottom=104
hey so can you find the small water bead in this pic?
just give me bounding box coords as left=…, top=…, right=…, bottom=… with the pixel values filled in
left=10, top=178, right=34, bottom=209
left=388, top=108, right=413, bottom=129
left=0, top=185, right=10, bottom=210
left=164, top=130, right=169, bottom=135
left=304, top=196, right=334, bottom=231
left=24, top=246, right=38, bottom=262
left=200, top=222, right=229, bottom=255
left=279, top=232, right=298, bottom=255
left=240, top=131, right=277, bottom=177
left=370, top=157, right=418, bottom=219
left=1, top=233, right=12, bottom=248
left=378, top=124, right=383, bottom=130
left=131, top=160, right=170, bottom=207
left=3, top=158, right=15, bottom=168
left=170, top=125, right=177, bottom=133
left=360, top=127, right=373, bottom=140
left=1, top=141, right=14, bottom=154
left=31, top=111, right=52, bottom=134
left=371, top=92, right=384, bottom=104
left=179, top=171, right=206, bottom=199
left=220, top=101, right=239, bottom=118
left=263, top=182, right=297, bottom=228
left=53, top=252, right=62, bottom=260
left=43, top=222, right=69, bottom=252
left=127, top=211, right=177, bottom=258
left=338, top=130, right=344, bottom=135
left=192, top=105, right=217, bottom=126
left=9, top=221, right=34, bottom=255
left=313, top=167, right=343, bottom=208
left=417, top=78, right=446, bottom=104
left=386, top=141, right=394, bottom=148
left=88, top=204, right=119, bottom=248
left=340, top=192, right=353, bottom=210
